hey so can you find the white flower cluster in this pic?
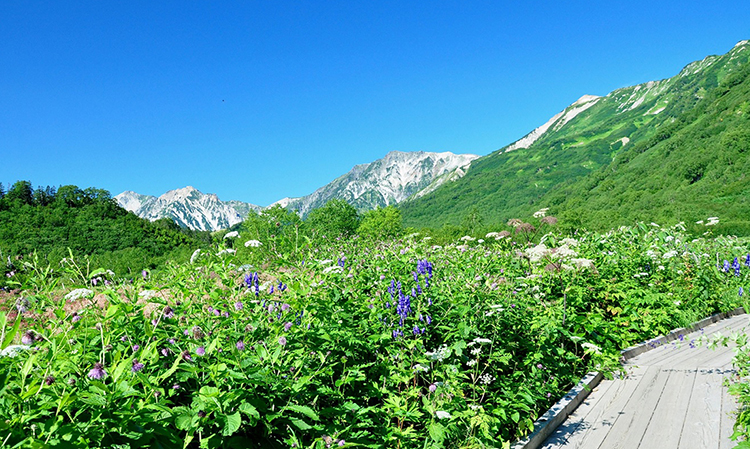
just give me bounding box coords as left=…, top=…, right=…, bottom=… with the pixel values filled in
left=460, top=235, right=476, bottom=242
left=533, top=208, right=549, bottom=218
left=425, top=344, right=449, bottom=362
left=322, top=266, right=343, bottom=274
left=468, top=337, right=492, bottom=345
left=64, top=288, right=94, bottom=302
left=435, top=411, right=452, bottom=420
left=190, top=249, right=201, bottom=264
left=413, top=364, right=430, bottom=372
left=570, top=258, right=596, bottom=270
left=559, top=237, right=579, bottom=247
left=244, top=239, right=262, bottom=248
left=0, top=344, right=30, bottom=358
left=580, top=342, right=602, bottom=354
left=552, top=244, right=578, bottom=260
left=216, top=249, right=236, bottom=256
left=223, top=231, right=239, bottom=239
left=663, top=250, right=678, bottom=259
left=525, top=243, right=551, bottom=263
left=139, top=290, right=157, bottom=300
left=479, top=373, right=495, bottom=385
left=696, top=217, right=719, bottom=226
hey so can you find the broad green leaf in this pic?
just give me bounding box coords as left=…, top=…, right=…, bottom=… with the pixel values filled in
left=221, top=411, right=241, bottom=436
left=288, top=404, right=319, bottom=421
left=290, top=418, right=312, bottom=430
left=428, top=422, right=445, bottom=443
left=238, top=402, right=260, bottom=421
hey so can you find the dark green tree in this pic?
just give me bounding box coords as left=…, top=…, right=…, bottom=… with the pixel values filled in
left=306, top=199, right=360, bottom=239
left=357, top=205, right=403, bottom=240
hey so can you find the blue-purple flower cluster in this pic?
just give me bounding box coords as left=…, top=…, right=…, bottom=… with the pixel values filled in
left=245, top=272, right=260, bottom=295
left=385, top=260, right=434, bottom=339
left=721, top=254, right=750, bottom=277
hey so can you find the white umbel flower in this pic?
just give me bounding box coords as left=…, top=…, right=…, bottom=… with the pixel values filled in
left=435, top=411, right=452, bottom=420
left=223, top=231, right=239, bottom=239
left=64, top=288, right=94, bottom=302
left=244, top=239, right=262, bottom=248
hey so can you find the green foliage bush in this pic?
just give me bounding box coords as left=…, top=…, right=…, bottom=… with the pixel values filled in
left=1, top=218, right=747, bottom=448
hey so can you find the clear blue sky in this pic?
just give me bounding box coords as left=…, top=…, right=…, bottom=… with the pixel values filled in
left=2, top=1, right=749, bottom=206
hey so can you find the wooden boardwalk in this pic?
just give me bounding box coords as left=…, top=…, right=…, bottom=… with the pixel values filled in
left=541, top=313, right=749, bottom=449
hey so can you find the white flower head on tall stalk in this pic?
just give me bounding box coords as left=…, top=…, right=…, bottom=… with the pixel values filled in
left=190, top=249, right=201, bottom=264
left=533, top=208, right=549, bottom=218
left=525, top=243, right=550, bottom=263
left=64, top=288, right=94, bottom=302
left=244, top=239, right=262, bottom=248
left=223, top=231, right=239, bottom=239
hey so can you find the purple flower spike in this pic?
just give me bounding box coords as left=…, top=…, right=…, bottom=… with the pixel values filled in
left=195, top=346, right=205, bottom=356
left=278, top=336, right=287, bottom=346
left=284, top=322, right=293, bottom=332
left=429, top=383, right=437, bottom=393
left=236, top=340, right=245, bottom=351
left=235, top=301, right=243, bottom=311
left=88, top=362, right=106, bottom=380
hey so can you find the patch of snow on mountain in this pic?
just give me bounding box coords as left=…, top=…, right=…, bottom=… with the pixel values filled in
left=115, top=191, right=155, bottom=213
left=505, top=95, right=600, bottom=152
left=505, top=110, right=565, bottom=152
left=552, top=95, right=601, bottom=131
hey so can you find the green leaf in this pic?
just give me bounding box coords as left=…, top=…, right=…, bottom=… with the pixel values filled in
left=105, top=303, right=120, bottom=320
left=157, top=353, right=182, bottom=382
left=511, top=411, right=520, bottom=423
left=238, top=402, right=260, bottom=421
left=428, top=422, right=445, bottom=443
left=221, top=411, right=242, bottom=436
left=290, top=418, right=312, bottom=431
left=1, top=315, right=20, bottom=350
left=287, top=404, right=319, bottom=421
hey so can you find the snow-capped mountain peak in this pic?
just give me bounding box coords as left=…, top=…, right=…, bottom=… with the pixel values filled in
left=115, top=187, right=260, bottom=231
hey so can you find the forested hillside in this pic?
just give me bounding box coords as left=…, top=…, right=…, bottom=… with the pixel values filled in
left=0, top=181, right=209, bottom=278
left=400, top=41, right=750, bottom=234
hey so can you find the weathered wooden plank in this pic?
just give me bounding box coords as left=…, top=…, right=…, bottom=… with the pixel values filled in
left=719, top=377, right=739, bottom=449
left=537, top=313, right=749, bottom=449
left=593, top=365, right=670, bottom=448
left=678, top=371, right=723, bottom=449
left=638, top=368, right=696, bottom=447
left=561, top=365, right=657, bottom=449
left=539, top=379, right=616, bottom=448
left=628, top=316, right=746, bottom=367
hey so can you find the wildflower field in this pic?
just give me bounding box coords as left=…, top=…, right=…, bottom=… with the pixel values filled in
left=1, top=217, right=749, bottom=448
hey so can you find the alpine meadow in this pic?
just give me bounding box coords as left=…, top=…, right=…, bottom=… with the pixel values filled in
left=3, top=39, right=750, bottom=449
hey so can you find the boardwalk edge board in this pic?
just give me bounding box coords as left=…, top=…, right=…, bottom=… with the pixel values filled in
left=510, top=371, right=603, bottom=449
left=619, top=306, right=746, bottom=362
left=510, top=307, right=746, bottom=449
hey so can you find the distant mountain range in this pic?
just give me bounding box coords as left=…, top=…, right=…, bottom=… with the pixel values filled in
left=115, top=187, right=261, bottom=231
left=272, top=151, right=478, bottom=216
left=116, top=151, right=478, bottom=230
left=118, top=40, right=750, bottom=233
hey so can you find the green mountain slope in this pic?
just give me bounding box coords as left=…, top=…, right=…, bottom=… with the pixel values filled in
left=401, top=41, right=750, bottom=232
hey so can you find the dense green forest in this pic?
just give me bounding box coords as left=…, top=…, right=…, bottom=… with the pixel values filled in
left=0, top=181, right=210, bottom=279
left=400, top=41, right=750, bottom=234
